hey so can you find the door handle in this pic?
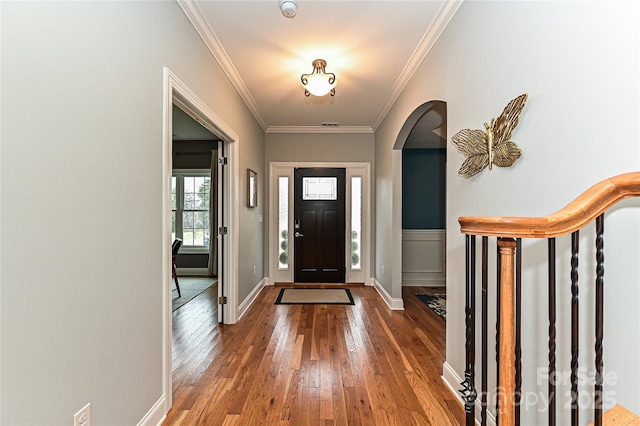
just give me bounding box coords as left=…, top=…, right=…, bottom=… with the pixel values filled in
left=294, top=231, right=304, bottom=238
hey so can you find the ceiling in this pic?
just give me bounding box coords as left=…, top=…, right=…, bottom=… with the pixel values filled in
left=176, top=0, right=462, bottom=136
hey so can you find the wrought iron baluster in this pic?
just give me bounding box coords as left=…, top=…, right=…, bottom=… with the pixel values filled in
left=481, top=236, right=489, bottom=426
left=570, top=231, right=580, bottom=426
left=515, top=238, right=522, bottom=426
left=594, top=214, right=605, bottom=426
left=495, top=242, right=501, bottom=426
left=548, top=238, right=557, bottom=426
left=461, top=235, right=478, bottom=425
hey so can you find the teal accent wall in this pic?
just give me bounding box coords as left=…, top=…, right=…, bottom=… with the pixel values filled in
left=402, top=148, right=446, bottom=229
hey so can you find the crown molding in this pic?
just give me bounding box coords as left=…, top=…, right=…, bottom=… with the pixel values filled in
left=178, top=0, right=462, bottom=134
left=265, top=126, right=374, bottom=134
left=371, top=0, right=464, bottom=131
left=177, top=0, right=268, bottom=131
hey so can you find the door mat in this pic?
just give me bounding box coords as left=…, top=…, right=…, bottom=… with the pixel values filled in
left=415, top=293, right=446, bottom=320
left=275, top=288, right=355, bottom=305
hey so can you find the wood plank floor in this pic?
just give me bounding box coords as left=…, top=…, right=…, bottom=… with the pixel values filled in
left=164, top=284, right=464, bottom=425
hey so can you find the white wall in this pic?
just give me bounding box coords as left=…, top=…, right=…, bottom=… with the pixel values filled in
left=1, top=1, right=264, bottom=424
left=377, top=1, right=640, bottom=423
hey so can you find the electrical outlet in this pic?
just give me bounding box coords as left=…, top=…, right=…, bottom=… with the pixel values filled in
left=382, top=265, right=385, bottom=275
left=253, top=265, right=256, bottom=275
left=74, top=403, right=91, bottom=426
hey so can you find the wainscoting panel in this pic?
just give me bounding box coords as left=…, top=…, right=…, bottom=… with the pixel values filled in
left=402, top=229, right=445, bottom=286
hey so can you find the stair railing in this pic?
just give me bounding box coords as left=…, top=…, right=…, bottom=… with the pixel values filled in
left=458, top=171, right=640, bottom=426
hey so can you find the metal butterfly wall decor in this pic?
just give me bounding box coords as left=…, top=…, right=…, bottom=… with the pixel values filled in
left=452, top=93, right=528, bottom=179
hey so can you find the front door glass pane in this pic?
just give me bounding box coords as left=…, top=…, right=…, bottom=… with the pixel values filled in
left=302, top=177, right=337, bottom=200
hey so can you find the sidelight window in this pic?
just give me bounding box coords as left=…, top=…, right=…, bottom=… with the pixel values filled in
left=278, top=177, right=289, bottom=269
left=351, top=176, right=362, bottom=269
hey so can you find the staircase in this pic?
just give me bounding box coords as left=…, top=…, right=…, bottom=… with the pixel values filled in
left=457, top=172, right=640, bottom=426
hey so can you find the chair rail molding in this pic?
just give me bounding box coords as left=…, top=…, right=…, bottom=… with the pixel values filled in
left=401, top=229, right=446, bottom=287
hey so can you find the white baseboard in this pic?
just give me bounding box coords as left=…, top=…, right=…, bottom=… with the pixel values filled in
left=137, top=395, right=166, bottom=426
left=371, top=278, right=404, bottom=310
left=442, top=361, right=463, bottom=404
left=238, top=279, right=265, bottom=320
left=442, top=361, right=496, bottom=426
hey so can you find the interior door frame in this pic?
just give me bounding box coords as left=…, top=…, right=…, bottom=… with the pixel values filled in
left=268, top=161, right=371, bottom=284
left=162, top=68, right=240, bottom=413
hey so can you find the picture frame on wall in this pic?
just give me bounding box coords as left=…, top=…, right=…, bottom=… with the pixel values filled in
left=247, top=169, right=257, bottom=208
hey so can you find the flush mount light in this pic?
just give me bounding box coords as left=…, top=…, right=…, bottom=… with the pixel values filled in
left=300, top=59, right=336, bottom=97
left=279, top=0, right=297, bottom=18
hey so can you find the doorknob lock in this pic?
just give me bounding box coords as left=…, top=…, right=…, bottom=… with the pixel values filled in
left=294, top=231, right=304, bottom=238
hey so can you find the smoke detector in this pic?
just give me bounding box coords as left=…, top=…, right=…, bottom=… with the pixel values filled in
left=279, top=0, right=298, bottom=18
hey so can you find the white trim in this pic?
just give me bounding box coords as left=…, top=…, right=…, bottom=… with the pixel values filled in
left=442, top=361, right=463, bottom=406
left=177, top=0, right=462, bottom=134
left=237, top=279, right=266, bottom=320
left=346, top=168, right=369, bottom=283
left=164, top=69, right=240, bottom=325
left=371, top=0, right=464, bottom=130
left=268, top=162, right=371, bottom=285
left=371, top=278, right=405, bottom=310
left=136, top=396, right=166, bottom=426
left=442, top=361, right=496, bottom=426
left=265, top=126, right=373, bottom=134
left=171, top=170, right=212, bottom=251
left=401, top=229, right=446, bottom=286
left=176, top=0, right=267, bottom=131
left=162, top=67, right=240, bottom=417
left=269, top=168, right=293, bottom=283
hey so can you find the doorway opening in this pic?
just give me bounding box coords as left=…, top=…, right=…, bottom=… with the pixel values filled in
left=394, top=101, right=447, bottom=314
left=171, top=105, right=222, bottom=311
left=162, top=68, right=239, bottom=413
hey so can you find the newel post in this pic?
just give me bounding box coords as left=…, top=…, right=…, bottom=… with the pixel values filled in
left=497, top=238, right=517, bottom=426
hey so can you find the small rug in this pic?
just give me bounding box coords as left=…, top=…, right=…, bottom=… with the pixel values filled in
left=415, top=293, right=446, bottom=320
left=275, top=288, right=355, bottom=305
left=172, top=278, right=217, bottom=311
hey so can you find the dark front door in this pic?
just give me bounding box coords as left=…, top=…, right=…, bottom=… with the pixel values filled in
left=294, top=168, right=346, bottom=283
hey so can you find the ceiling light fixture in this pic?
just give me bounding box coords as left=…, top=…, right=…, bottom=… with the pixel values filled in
left=279, top=0, right=297, bottom=18
left=300, top=59, right=336, bottom=97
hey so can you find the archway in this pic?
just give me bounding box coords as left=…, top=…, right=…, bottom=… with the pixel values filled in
left=393, top=101, right=447, bottom=302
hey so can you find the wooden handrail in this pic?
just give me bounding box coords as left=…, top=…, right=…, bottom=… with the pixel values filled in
left=459, top=172, right=640, bottom=238
left=459, top=171, right=640, bottom=425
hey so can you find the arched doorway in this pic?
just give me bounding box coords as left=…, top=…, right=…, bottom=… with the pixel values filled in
left=394, top=101, right=447, bottom=306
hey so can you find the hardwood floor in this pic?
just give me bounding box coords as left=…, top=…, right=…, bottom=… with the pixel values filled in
left=165, top=284, right=464, bottom=425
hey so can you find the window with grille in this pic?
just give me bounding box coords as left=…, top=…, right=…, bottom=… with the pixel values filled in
left=172, top=171, right=211, bottom=248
